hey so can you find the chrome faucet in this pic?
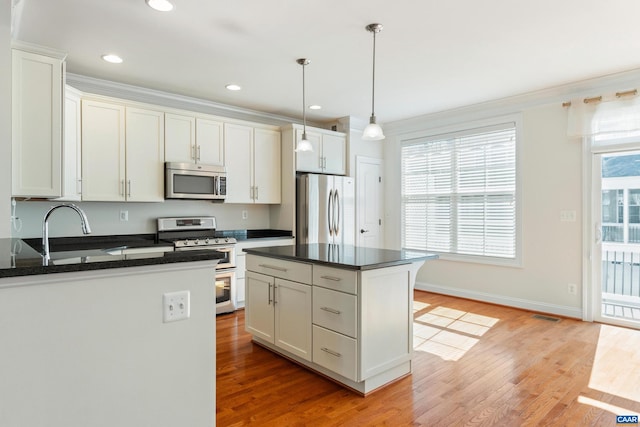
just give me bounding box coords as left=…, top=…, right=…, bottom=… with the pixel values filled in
left=42, top=204, right=92, bottom=263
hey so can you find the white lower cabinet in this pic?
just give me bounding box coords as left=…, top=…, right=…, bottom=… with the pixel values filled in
left=245, top=254, right=418, bottom=394
left=245, top=268, right=312, bottom=361
left=312, top=325, right=357, bottom=381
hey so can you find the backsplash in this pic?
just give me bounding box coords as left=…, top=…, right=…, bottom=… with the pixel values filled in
left=12, top=200, right=272, bottom=239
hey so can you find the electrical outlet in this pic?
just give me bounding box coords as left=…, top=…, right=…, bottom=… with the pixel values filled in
left=568, top=283, right=577, bottom=295
left=119, top=210, right=129, bottom=221
left=242, top=210, right=248, bottom=220
left=163, top=291, right=190, bottom=322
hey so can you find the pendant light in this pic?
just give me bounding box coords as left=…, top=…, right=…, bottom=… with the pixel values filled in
left=362, top=23, right=385, bottom=141
left=296, top=58, right=313, bottom=152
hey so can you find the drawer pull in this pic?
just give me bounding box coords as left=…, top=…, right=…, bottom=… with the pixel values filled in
left=320, top=275, right=341, bottom=282
left=259, top=264, right=288, bottom=272
left=321, top=347, right=342, bottom=358
left=320, top=306, right=341, bottom=315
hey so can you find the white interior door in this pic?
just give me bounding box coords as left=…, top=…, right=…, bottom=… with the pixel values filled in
left=356, top=156, right=383, bottom=248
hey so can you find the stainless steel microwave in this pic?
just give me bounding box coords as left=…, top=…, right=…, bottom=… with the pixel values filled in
left=165, top=162, right=227, bottom=201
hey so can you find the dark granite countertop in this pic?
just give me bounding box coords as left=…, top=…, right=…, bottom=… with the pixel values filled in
left=0, top=236, right=221, bottom=279
left=243, top=244, right=438, bottom=271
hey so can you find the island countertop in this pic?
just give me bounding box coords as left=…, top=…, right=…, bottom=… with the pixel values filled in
left=243, top=243, right=437, bottom=271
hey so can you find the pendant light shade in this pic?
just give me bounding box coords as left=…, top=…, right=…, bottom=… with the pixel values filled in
left=363, top=23, right=385, bottom=141
left=295, top=58, right=313, bottom=152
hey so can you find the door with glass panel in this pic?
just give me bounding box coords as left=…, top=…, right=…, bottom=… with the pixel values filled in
left=594, top=150, right=640, bottom=328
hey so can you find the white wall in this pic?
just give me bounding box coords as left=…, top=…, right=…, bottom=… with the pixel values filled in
left=12, top=200, right=274, bottom=238
left=0, top=0, right=11, bottom=238
left=384, top=98, right=588, bottom=317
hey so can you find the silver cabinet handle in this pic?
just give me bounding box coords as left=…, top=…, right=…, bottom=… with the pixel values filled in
left=323, top=157, right=327, bottom=169
left=255, top=186, right=259, bottom=200
left=320, top=275, right=341, bottom=282
left=319, top=156, right=323, bottom=170
left=273, top=284, right=277, bottom=305
left=320, top=306, right=341, bottom=315
left=258, top=264, right=288, bottom=272
left=120, top=179, right=125, bottom=196
left=197, top=145, right=201, bottom=161
left=127, top=180, right=132, bottom=198
left=268, top=283, right=272, bottom=305
left=191, top=144, right=196, bottom=161
left=321, top=347, right=341, bottom=358
left=77, top=178, right=82, bottom=195
left=250, top=186, right=255, bottom=200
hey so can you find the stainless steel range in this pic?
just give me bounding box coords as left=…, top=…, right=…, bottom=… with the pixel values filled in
left=157, top=217, right=237, bottom=314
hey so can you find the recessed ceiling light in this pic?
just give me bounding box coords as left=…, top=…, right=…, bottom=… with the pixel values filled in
left=225, top=84, right=242, bottom=91
left=309, top=105, right=322, bottom=110
left=101, top=54, right=123, bottom=64
left=145, top=0, right=174, bottom=12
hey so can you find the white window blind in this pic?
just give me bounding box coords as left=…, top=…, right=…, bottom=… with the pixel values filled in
left=401, top=122, right=517, bottom=259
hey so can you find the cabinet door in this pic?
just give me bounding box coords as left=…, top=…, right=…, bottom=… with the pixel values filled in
left=125, top=107, right=165, bottom=202
left=295, top=129, right=322, bottom=173
left=81, top=100, right=126, bottom=201
left=11, top=49, right=63, bottom=198
left=274, top=278, right=312, bottom=361
left=245, top=271, right=275, bottom=343
left=253, top=128, right=281, bottom=204
left=165, top=113, right=196, bottom=163
left=322, top=133, right=346, bottom=175
left=224, top=123, right=253, bottom=203
left=196, top=118, right=224, bottom=165
left=59, top=87, right=82, bottom=201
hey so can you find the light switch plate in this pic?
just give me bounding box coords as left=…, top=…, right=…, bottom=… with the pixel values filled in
left=163, top=291, right=190, bottom=322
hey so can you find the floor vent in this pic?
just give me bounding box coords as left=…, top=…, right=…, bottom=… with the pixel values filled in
left=532, top=314, right=561, bottom=322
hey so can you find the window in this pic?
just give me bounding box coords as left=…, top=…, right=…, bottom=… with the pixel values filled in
left=401, top=121, right=518, bottom=262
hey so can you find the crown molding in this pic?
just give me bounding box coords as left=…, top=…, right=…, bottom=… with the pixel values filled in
left=66, top=73, right=325, bottom=128
left=384, top=67, right=640, bottom=136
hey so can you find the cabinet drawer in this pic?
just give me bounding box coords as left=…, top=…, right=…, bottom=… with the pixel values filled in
left=312, top=325, right=357, bottom=381
left=313, top=265, right=357, bottom=294
left=313, top=287, right=357, bottom=338
left=247, top=255, right=312, bottom=284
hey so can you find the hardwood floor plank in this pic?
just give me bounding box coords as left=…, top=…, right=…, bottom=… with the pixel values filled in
left=216, top=291, right=640, bottom=426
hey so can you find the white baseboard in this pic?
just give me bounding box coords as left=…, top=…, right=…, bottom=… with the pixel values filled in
left=415, top=281, right=583, bottom=319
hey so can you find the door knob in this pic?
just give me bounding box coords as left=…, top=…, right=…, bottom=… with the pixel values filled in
left=360, top=229, right=369, bottom=234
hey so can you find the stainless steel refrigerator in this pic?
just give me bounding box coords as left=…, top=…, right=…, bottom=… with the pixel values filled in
left=297, top=173, right=355, bottom=245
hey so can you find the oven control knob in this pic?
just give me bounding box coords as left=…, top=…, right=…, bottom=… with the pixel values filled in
left=194, top=239, right=199, bottom=245
left=183, top=239, right=189, bottom=246
left=215, top=238, right=220, bottom=244
left=204, top=238, right=210, bottom=244
left=225, top=238, right=229, bottom=243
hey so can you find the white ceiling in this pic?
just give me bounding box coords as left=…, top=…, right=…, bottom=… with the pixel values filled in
left=12, top=0, right=640, bottom=125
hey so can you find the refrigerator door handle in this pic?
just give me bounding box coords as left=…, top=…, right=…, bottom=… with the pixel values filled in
left=328, top=189, right=334, bottom=237
left=334, top=189, right=340, bottom=236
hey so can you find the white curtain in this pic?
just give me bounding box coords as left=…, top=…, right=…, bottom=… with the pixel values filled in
left=567, top=93, right=640, bottom=146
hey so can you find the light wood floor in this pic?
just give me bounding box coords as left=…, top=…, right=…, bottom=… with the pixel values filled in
left=216, top=291, right=640, bottom=426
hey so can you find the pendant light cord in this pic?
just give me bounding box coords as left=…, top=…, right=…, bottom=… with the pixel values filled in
left=371, top=29, right=376, bottom=118
left=302, top=61, right=307, bottom=135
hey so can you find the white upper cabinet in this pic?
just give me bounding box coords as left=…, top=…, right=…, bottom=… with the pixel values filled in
left=224, top=123, right=281, bottom=204
left=165, top=112, right=223, bottom=165
left=57, top=86, right=82, bottom=201
left=81, top=99, right=126, bottom=201
left=82, top=98, right=164, bottom=202
left=196, top=117, right=224, bottom=165
left=125, top=107, right=165, bottom=202
left=293, top=126, right=346, bottom=175
left=11, top=47, right=65, bottom=198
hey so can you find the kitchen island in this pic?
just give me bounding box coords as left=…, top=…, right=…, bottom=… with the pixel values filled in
left=243, top=244, right=437, bottom=395
left=0, top=237, right=221, bottom=427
